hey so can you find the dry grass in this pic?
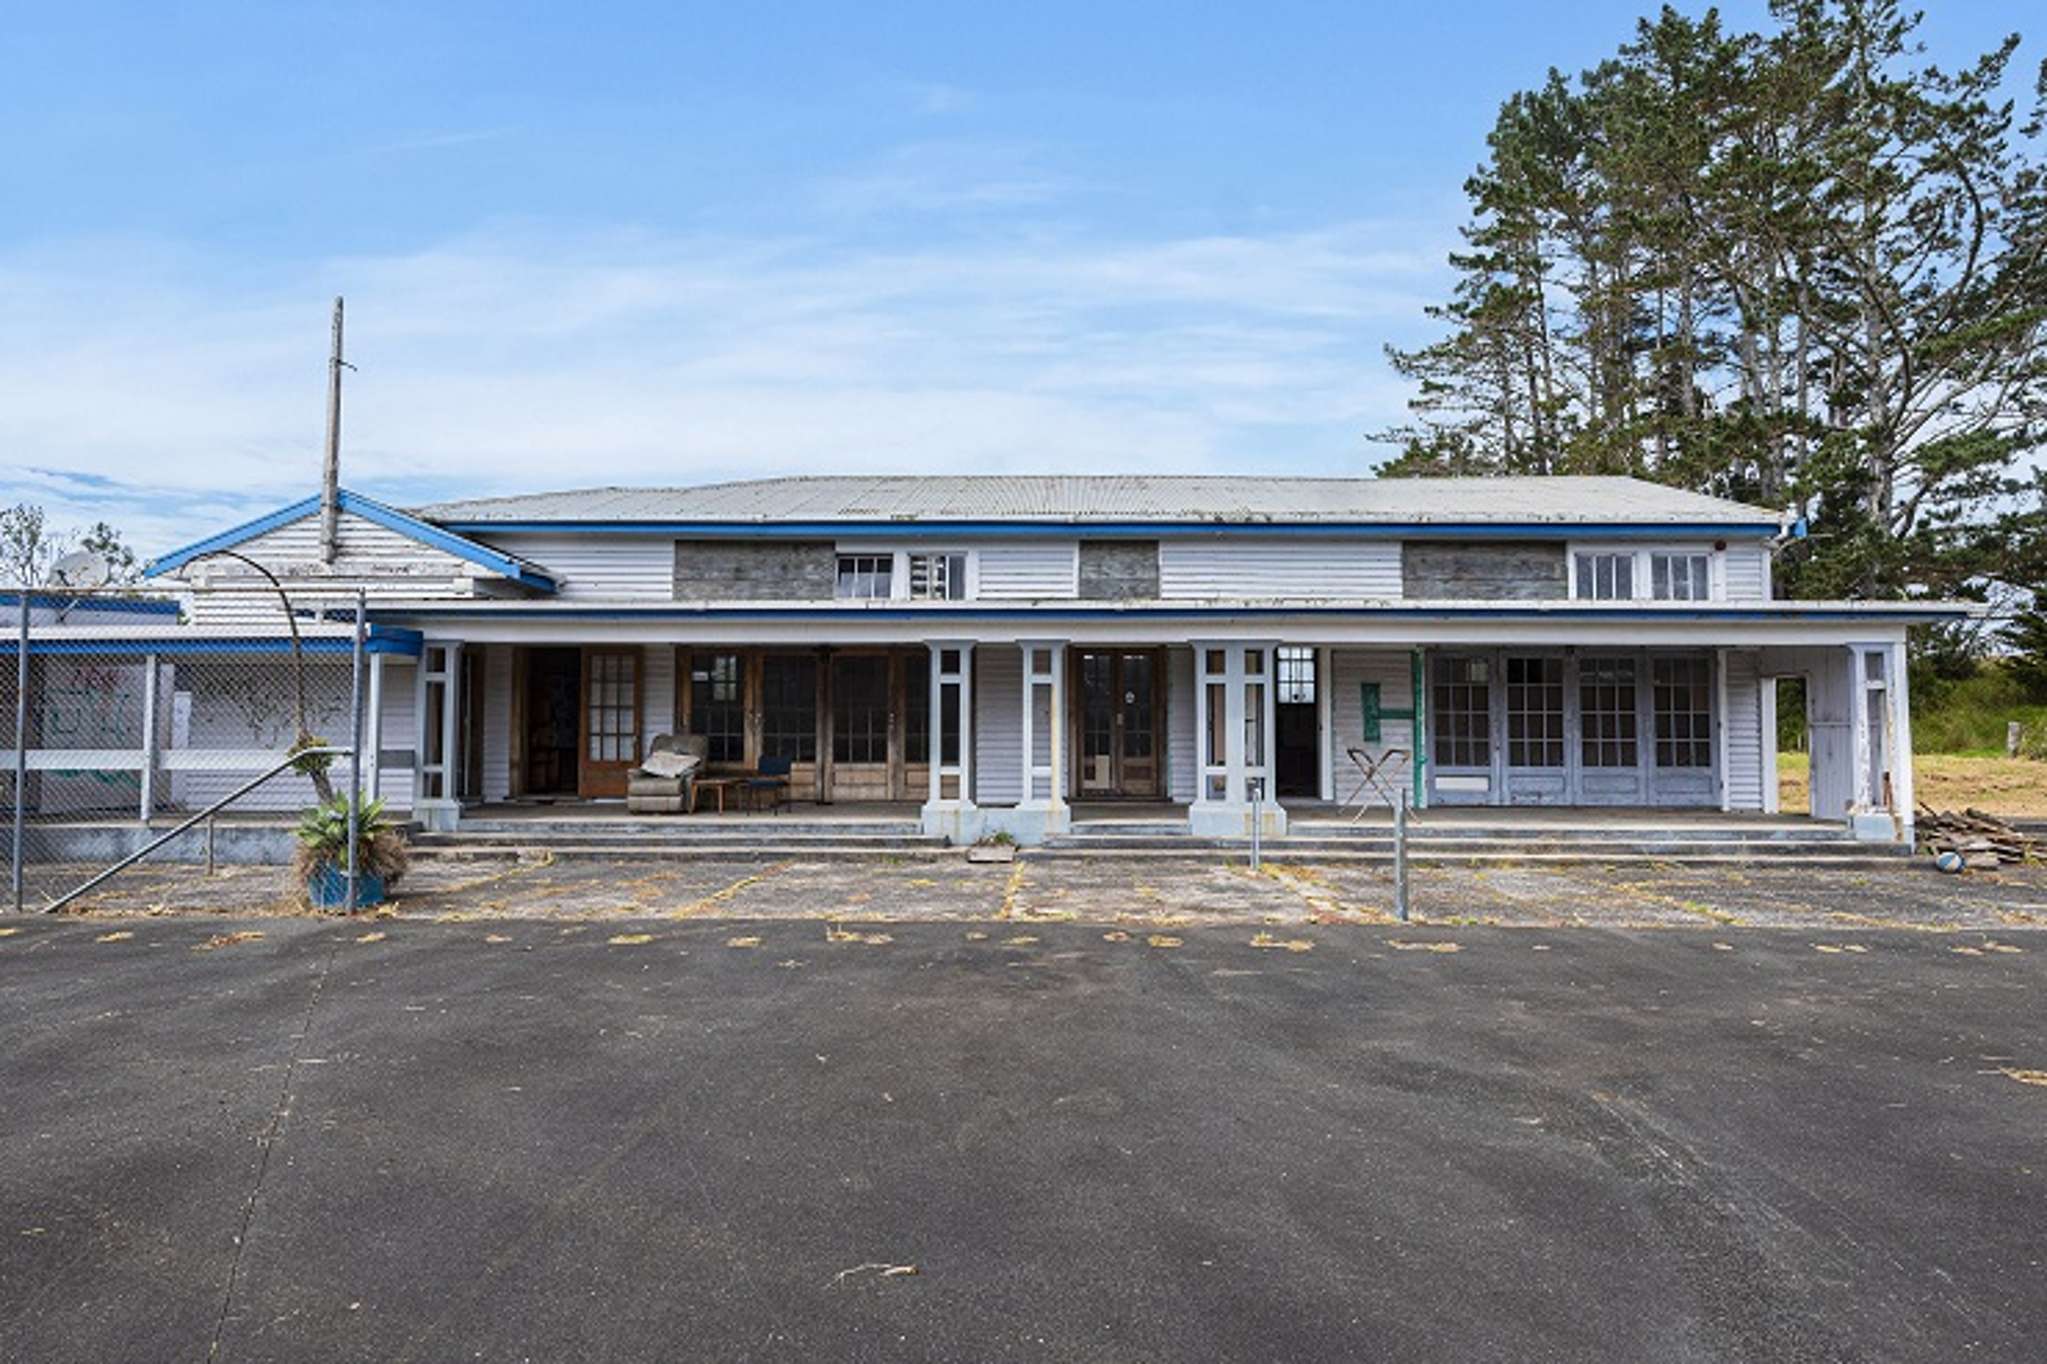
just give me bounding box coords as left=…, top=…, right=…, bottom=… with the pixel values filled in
left=1778, top=753, right=2047, bottom=817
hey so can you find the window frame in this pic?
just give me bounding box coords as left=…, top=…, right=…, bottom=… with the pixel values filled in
left=834, top=546, right=978, bottom=602
left=1568, top=544, right=1722, bottom=603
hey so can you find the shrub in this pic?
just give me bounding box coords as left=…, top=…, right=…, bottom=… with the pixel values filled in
left=292, top=796, right=409, bottom=885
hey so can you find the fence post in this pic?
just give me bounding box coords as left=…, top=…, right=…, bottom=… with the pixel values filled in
left=346, top=589, right=365, bottom=913
left=11, top=595, right=27, bottom=913
left=1394, top=789, right=1410, bottom=923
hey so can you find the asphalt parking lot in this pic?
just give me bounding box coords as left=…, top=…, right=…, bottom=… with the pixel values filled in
left=3, top=914, right=2043, bottom=1361
left=33, top=851, right=2047, bottom=929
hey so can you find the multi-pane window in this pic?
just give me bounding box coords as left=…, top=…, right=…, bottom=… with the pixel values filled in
left=833, top=656, right=891, bottom=764
left=1652, top=656, right=1713, bottom=767
left=1579, top=656, right=1639, bottom=767
left=586, top=651, right=640, bottom=763
left=836, top=554, right=893, bottom=600
left=1505, top=656, right=1564, bottom=767
left=759, top=655, right=817, bottom=763
left=1276, top=646, right=1316, bottom=704
left=688, top=652, right=744, bottom=762
left=903, top=664, right=930, bottom=765
left=1574, top=552, right=1635, bottom=601
left=1651, top=553, right=1711, bottom=601
left=1432, top=656, right=1491, bottom=768
left=908, top=552, right=967, bottom=600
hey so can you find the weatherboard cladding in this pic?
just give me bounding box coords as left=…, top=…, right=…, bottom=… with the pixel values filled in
left=1158, top=539, right=1402, bottom=600
left=414, top=474, right=1781, bottom=528
left=479, top=533, right=675, bottom=600
left=977, top=543, right=1080, bottom=599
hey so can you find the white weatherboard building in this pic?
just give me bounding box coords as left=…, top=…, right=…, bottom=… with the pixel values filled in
left=106, top=474, right=1962, bottom=846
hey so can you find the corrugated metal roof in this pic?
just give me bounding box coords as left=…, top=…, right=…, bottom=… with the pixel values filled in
left=416, top=475, right=1780, bottom=527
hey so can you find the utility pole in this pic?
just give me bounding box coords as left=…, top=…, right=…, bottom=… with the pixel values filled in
left=320, top=296, right=346, bottom=565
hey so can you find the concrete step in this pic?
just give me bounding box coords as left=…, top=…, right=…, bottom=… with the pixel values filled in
left=1023, top=846, right=1912, bottom=867
left=425, top=823, right=949, bottom=843
left=1282, top=822, right=1855, bottom=844
left=1047, top=833, right=1881, bottom=855
left=411, top=842, right=961, bottom=863
left=447, top=819, right=924, bottom=839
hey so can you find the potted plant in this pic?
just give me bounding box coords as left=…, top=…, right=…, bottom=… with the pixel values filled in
left=294, top=796, right=409, bottom=910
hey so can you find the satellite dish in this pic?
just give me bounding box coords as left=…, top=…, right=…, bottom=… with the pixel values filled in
left=49, top=550, right=112, bottom=590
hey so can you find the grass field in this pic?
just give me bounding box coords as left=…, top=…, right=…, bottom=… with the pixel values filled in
left=1778, top=752, right=2047, bottom=817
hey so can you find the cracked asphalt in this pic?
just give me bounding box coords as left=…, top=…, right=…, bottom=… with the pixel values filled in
left=2, top=913, right=2044, bottom=1361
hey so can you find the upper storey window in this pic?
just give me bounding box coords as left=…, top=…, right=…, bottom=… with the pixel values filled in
left=1650, top=552, right=1711, bottom=601
left=836, top=554, right=893, bottom=600
left=1573, top=552, right=1635, bottom=601
left=835, top=548, right=974, bottom=601
left=1572, top=547, right=1718, bottom=602
left=909, top=552, right=967, bottom=601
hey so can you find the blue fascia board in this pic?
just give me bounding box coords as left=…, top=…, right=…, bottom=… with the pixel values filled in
left=0, top=592, right=182, bottom=616
left=436, top=519, right=1783, bottom=541
left=143, top=490, right=558, bottom=592
left=384, top=603, right=1970, bottom=624
left=5, top=625, right=424, bottom=657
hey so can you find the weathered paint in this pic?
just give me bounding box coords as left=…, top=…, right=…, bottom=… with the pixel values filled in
left=1402, top=541, right=1567, bottom=600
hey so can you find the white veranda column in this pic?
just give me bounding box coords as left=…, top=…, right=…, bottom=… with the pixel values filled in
left=365, top=651, right=386, bottom=805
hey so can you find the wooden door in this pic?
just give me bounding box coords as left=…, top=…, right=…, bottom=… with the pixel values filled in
left=1076, top=650, right=1162, bottom=798
left=578, top=648, right=640, bottom=798
left=830, top=653, right=893, bottom=801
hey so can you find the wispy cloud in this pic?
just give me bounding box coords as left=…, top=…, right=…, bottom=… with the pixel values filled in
left=811, top=141, right=1073, bottom=219
left=0, top=212, right=1448, bottom=554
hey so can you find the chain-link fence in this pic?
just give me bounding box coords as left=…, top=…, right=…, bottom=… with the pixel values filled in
left=3, top=586, right=374, bottom=912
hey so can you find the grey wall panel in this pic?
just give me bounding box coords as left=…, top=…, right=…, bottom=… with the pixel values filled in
left=1402, top=542, right=1566, bottom=600
left=1078, top=540, right=1160, bottom=600
left=674, top=541, right=837, bottom=600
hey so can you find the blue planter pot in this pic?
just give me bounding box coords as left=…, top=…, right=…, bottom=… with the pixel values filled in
left=306, top=863, right=386, bottom=910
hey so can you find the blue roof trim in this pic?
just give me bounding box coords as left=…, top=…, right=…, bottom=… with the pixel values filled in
left=383, top=603, right=1970, bottom=623
left=144, top=490, right=558, bottom=592
left=0, top=592, right=182, bottom=617
left=436, top=519, right=1782, bottom=541
left=3, top=625, right=424, bottom=658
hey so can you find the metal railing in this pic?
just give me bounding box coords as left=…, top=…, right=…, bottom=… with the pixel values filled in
left=38, top=746, right=351, bottom=914
left=6, top=584, right=374, bottom=914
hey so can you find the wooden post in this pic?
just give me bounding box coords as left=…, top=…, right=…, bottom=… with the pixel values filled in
left=2009, top=721, right=2023, bottom=759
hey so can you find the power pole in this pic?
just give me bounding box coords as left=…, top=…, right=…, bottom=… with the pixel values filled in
left=320, top=296, right=346, bottom=565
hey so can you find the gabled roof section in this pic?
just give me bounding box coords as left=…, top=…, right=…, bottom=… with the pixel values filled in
left=145, top=489, right=559, bottom=591
left=416, top=475, right=1784, bottom=532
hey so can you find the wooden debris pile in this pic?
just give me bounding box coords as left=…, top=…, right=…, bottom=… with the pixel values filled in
left=1916, top=805, right=2040, bottom=867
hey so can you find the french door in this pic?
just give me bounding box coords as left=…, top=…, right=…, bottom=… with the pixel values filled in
left=1428, top=650, right=1716, bottom=807
left=1076, top=650, right=1161, bottom=798
left=578, top=648, right=641, bottom=798
left=830, top=653, right=894, bottom=801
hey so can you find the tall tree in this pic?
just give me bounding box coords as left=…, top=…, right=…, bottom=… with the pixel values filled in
left=1380, top=0, right=2047, bottom=607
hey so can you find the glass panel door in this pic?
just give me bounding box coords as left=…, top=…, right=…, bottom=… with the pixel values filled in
left=1505, top=656, right=1564, bottom=769
left=830, top=654, right=892, bottom=800
left=1079, top=651, right=1117, bottom=795
left=1117, top=651, right=1159, bottom=797
left=578, top=648, right=640, bottom=798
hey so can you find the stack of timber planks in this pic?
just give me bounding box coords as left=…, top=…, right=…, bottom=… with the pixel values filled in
left=1917, top=805, right=2039, bottom=867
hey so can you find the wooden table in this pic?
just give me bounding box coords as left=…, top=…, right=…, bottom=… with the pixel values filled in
left=690, top=776, right=744, bottom=814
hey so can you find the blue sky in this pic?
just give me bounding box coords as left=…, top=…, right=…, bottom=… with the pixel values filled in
left=0, top=1, right=2027, bottom=554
